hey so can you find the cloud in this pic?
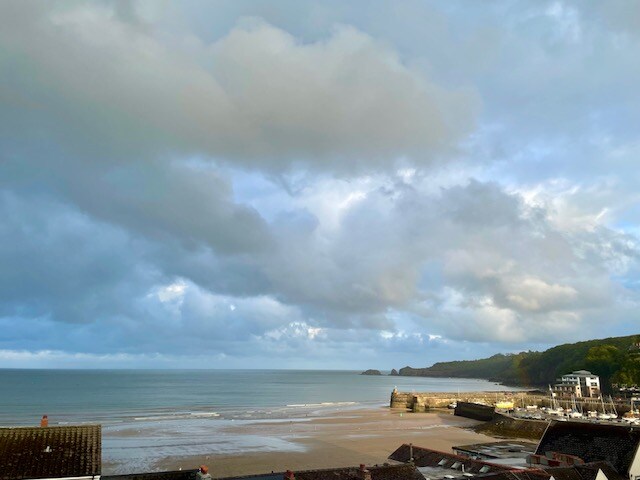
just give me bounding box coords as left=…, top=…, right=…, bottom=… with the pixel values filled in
left=0, top=2, right=477, bottom=175
left=1, top=1, right=639, bottom=369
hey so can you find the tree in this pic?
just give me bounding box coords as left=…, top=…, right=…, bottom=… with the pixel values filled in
left=585, top=345, right=623, bottom=391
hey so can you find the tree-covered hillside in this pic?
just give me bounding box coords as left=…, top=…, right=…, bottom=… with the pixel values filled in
left=397, top=334, right=640, bottom=391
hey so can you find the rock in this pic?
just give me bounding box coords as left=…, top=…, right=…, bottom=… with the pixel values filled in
left=361, top=369, right=382, bottom=375
left=389, top=369, right=399, bottom=376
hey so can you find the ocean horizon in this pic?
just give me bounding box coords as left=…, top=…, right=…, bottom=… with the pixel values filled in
left=0, top=368, right=520, bottom=427
left=0, top=369, right=521, bottom=472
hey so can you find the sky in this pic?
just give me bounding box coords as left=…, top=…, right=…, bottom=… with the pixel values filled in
left=0, top=0, right=639, bottom=369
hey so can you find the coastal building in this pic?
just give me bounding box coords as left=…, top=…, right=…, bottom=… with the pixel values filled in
left=390, top=441, right=629, bottom=480
left=543, top=461, right=627, bottom=480
left=389, top=444, right=515, bottom=475
left=452, top=441, right=538, bottom=468
left=0, top=424, right=101, bottom=480
left=533, top=421, right=640, bottom=480
left=476, top=461, right=626, bottom=480
left=553, top=371, right=601, bottom=398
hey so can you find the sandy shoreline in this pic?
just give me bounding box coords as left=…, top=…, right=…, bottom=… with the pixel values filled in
left=102, top=408, right=499, bottom=478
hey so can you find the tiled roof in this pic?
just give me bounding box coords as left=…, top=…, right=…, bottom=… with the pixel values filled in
left=0, top=425, right=101, bottom=480
left=388, top=444, right=512, bottom=475
left=535, top=421, right=640, bottom=475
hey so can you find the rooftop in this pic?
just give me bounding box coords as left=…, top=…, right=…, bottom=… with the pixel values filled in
left=466, top=470, right=549, bottom=480
left=0, top=425, right=101, bottom=480
left=453, top=441, right=538, bottom=460
left=104, top=470, right=199, bottom=480
left=388, top=444, right=513, bottom=475
left=535, top=421, right=640, bottom=475
left=105, top=465, right=422, bottom=480
left=295, top=464, right=423, bottom=480
left=544, top=461, right=626, bottom=480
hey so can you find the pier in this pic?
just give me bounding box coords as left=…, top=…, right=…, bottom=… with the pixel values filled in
left=389, top=389, right=540, bottom=412
left=389, top=389, right=634, bottom=415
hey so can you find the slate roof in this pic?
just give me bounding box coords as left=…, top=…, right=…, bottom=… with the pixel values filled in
left=535, top=421, right=640, bottom=475
left=545, top=462, right=626, bottom=480
left=0, top=425, right=101, bottom=480
left=388, top=444, right=513, bottom=475
left=474, top=461, right=626, bottom=480
left=453, top=441, right=538, bottom=460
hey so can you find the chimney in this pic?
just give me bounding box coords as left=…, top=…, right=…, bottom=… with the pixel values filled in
left=359, top=464, right=371, bottom=480
left=284, top=470, right=295, bottom=480
left=40, top=415, right=48, bottom=427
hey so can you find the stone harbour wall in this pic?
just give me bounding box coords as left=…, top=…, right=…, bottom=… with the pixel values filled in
left=389, top=389, right=545, bottom=412
left=454, top=401, right=496, bottom=421
left=472, top=413, right=549, bottom=440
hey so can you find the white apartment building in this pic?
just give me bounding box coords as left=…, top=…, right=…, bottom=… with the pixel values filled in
left=553, top=370, right=601, bottom=398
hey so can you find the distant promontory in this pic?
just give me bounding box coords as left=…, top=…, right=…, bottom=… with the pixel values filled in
left=389, top=334, right=640, bottom=390
left=360, top=369, right=382, bottom=375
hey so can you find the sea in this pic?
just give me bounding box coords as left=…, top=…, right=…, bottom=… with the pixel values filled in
left=0, top=369, right=520, bottom=472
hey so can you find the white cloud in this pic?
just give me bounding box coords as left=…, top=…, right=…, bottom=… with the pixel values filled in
left=264, top=322, right=325, bottom=341
left=155, top=281, right=188, bottom=303
left=0, top=3, right=477, bottom=174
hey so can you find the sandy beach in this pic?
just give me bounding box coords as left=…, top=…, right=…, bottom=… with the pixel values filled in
left=104, top=408, right=499, bottom=478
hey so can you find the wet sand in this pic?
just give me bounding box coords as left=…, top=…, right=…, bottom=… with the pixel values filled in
left=119, top=408, right=498, bottom=478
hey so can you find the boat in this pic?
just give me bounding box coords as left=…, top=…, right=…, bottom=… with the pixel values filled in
left=567, top=395, right=583, bottom=418
left=608, top=396, right=618, bottom=419
left=545, top=384, right=566, bottom=416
